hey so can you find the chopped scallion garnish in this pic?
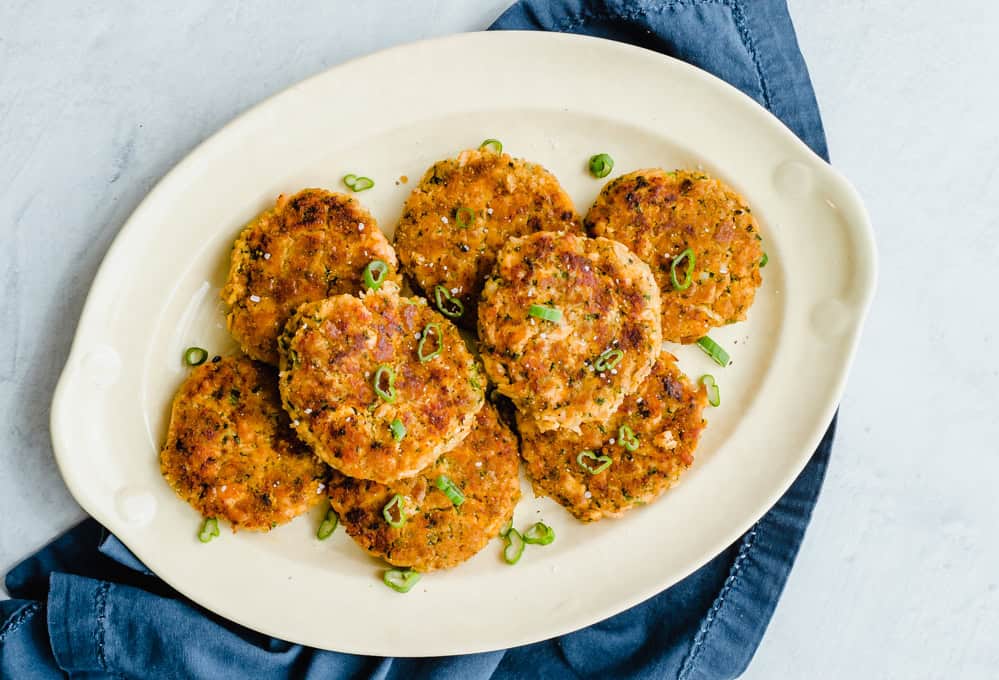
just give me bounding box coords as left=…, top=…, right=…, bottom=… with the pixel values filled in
left=528, top=304, right=562, bottom=323
left=760, top=252, right=769, bottom=268
left=594, top=348, right=624, bottom=372
left=363, top=260, right=389, bottom=291
left=184, top=346, right=208, bottom=367
left=382, top=494, right=407, bottom=528
left=198, top=517, right=220, bottom=543
left=701, top=374, right=721, bottom=407
left=589, top=153, right=614, bottom=178
left=455, top=206, right=475, bottom=229
left=503, top=528, right=525, bottom=564
left=383, top=568, right=421, bottom=593
left=670, top=248, right=696, bottom=291
left=499, top=518, right=513, bottom=537
left=317, top=508, right=338, bottom=540
left=577, top=450, right=612, bottom=475
left=343, top=174, right=374, bottom=192
left=618, top=424, right=639, bottom=451
left=435, top=475, right=465, bottom=506
left=390, top=418, right=407, bottom=441
left=522, top=522, right=555, bottom=546
left=417, top=323, right=443, bottom=362
left=479, top=138, right=503, bottom=154
left=696, top=336, right=730, bottom=367
left=434, top=285, right=464, bottom=318
left=373, top=364, right=397, bottom=403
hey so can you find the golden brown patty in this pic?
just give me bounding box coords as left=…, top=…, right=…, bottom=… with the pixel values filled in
left=584, top=169, right=764, bottom=343
left=222, top=188, right=399, bottom=365
left=328, top=402, right=520, bottom=571
left=394, top=148, right=580, bottom=327
left=478, top=231, right=662, bottom=433
left=518, top=352, right=707, bottom=522
left=278, top=281, right=485, bottom=484
left=160, top=355, right=327, bottom=531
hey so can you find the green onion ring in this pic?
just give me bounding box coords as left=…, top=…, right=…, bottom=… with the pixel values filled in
left=760, top=252, right=769, bottom=268
left=499, top=518, right=513, bottom=538
left=696, top=336, right=730, bottom=367
left=670, top=248, right=696, bottom=291
left=417, top=323, right=443, bottom=362
left=594, top=348, right=624, bottom=372
left=373, top=364, right=397, bottom=403
left=522, top=521, right=556, bottom=546
left=577, top=450, right=612, bottom=475
left=383, top=568, right=421, bottom=593
left=390, top=418, right=407, bottom=441
left=503, top=528, right=525, bottom=564
left=317, top=508, right=338, bottom=540
left=618, top=424, right=640, bottom=452
left=198, top=517, right=220, bottom=543
left=455, top=206, right=476, bottom=228
left=343, top=174, right=374, bottom=192
left=528, top=304, right=562, bottom=323
left=435, top=475, right=465, bottom=506
left=434, top=285, right=464, bottom=318
left=479, top=138, right=503, bottom=154
left=701, top=374, right=721, bottom=407
left=184, top=346, right=208, bottom=367
left=362, top=260, right=389, bottom=291
left=382, top=494, right=407, bottom=528
left=589, top=153, right=614, bottom=178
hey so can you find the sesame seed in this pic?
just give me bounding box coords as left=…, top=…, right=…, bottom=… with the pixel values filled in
left=611, top=369, right=618, bottom=375
left=220, top=485, right=227, bottom=492
left=451, top=287, right=458, bottom=294
left=249, top=294, right=261, bottom=302
left=441, top=216, right=449, bottom=224
left=263, top=252, right=271, bottom=260
left=358, top=223, right=365, bottom=231
left=584, top=491, right=592, bottom=499
left=486, top=207, right=494, bottom=215
left=475, top=461, right=483, bottom=468
left=292, top=420, right=300, bottom=426
left=610, top=438, right=616, bottom=444
left=304, top=408, right=312, bottom=414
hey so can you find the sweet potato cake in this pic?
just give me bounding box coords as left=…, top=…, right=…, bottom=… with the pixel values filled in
left=394, top=148, right=580, bottom=328
left=160, top=355, right=327, bottom=531
left=278, top=281, right=485, bottom=484
left=478, top=231, right=662, bottom=433
left=222, top=188, right=399, bottom=365
left=518, top=351, right=707, bottom=522
left=327, top=402, right=520, bottom=571
left=584, top=169, right=764, bottom=343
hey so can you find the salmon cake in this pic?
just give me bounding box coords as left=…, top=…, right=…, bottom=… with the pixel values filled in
left=518, top=351, right=707, bottom=522
left=160, top=355, right=327, bottom=531
left=278, top=281, right=485, bottom=483
left=222, top=188, right=400, bottom=365
left=584, top=169, right=764, bottom=343
left=394, top=148, right=580, bottom=328
left=327, top=402, right=520, bottom=571
left=478, top=231, right=662, bottom=433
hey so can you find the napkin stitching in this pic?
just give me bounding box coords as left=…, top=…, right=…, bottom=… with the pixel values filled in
left=0, top=601, right=41, bottom=642
left=677, top=524, right=759, bottom=680
left=551, top=0, right=772, bottom=110
left=94, top=580, right=111, bottom=671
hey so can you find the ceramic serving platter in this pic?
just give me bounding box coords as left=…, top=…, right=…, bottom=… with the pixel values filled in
left=50, top=31, right=877, bottom=656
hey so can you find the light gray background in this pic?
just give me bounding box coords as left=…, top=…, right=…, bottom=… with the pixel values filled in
left=2, top=1, right=996, bottom=677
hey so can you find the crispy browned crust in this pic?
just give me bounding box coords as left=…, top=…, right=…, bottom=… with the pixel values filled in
left=222, top=188, right=399, bottom=364
left=518, top=352, right=707, bottom=522
left=584, top=169, right=764, bottom=343
left=328, top=402, right=520, bottom=571
left=159, top=355, right=328, bottom=531
left=478, top=231, right=662, bottom=433
left=278, top=281, right=485, bottom=484
left=394, top=148, right=580, bottom=327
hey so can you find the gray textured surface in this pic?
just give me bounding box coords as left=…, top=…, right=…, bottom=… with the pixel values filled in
left=1, top=1, right=996, bottom=677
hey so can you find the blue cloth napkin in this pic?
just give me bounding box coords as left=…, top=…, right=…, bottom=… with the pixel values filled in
left=0, top=1, right=833, bottom=677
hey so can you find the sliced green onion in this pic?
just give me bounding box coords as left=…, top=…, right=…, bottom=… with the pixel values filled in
left=528, top=304, right=562, bottom=323
left=317, top=508, right=338, bottom=540
left=390, top=418, right=407, bottom=441
left=198, top=517, right=220, bottom=543
left=701, top=374, right=721, bottom=407
left=594, top=348, right=624, bottom=372
left=760, top=252, right=769, bottom=268
left=383, top=568, right=421, bottom=593
left=455, top=206, right=475, bottom=229
left=577, top=450, right=612, bottom=475
left=343, top=174, right=374, bottom=192
left=522, top=522, right=555, bottom=546
left=670, top=248, right=696, bottom=291
left=479, top=138, right=503, bottom=154
left=503, top=528, right=525, bottom=564
left=618, top=424, right=639, bottom=452
left=382, top=494, right=407, bottom=528
left=499, top=518, right=513, bottom=537
left=435, top=475, right=465, bottom=506
left=434, top=285, right=464, bottom=318
left=417, top=323, right=443, bottom=362
left=373, top=364, right=396, bottom=403
left=363, top=260, right=389, bottom=291
left=696, top=336, right=730, bottom=367
left=589, top=153, right=614, bottom=178
left=184, top=346, right=208, bottom=367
